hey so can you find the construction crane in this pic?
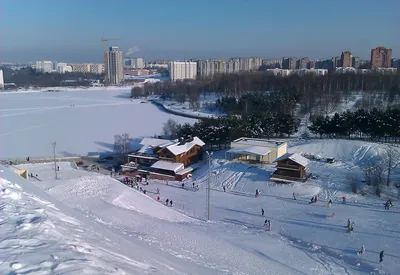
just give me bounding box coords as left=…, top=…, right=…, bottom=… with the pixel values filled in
left=101, top=35, right=120, bottom=83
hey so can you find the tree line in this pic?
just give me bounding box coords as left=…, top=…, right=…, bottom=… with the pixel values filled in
left=308, top=108, right=400, bottom=140
left=134, top=71, right=400, bottom=117
left=0, top=67, right=103, bottom=88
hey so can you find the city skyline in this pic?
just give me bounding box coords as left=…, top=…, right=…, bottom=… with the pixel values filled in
left=1, top=0, right=399, bottom=63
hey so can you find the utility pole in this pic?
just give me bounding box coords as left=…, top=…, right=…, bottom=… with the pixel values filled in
left=52, top=142, right=58, bottom=180
left=206, top=151, right=213, bottom=221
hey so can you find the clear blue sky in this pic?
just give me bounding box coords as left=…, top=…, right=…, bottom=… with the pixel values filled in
left=1, top=0, right=399, bottom=63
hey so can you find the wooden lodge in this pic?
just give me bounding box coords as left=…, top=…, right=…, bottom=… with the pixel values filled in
left=270, top=153, right=311, bottom=183
left=122, top=136, right=204, bottom=181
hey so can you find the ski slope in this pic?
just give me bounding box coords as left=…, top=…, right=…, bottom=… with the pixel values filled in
left=0, top=165, right=216, bottom=275
left=7, top=139, right=400, bottom=274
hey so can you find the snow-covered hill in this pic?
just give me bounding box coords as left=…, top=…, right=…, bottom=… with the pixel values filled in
left=6, top=139, right=400, bottom=274
left=0, top=165, right=215, bottom=274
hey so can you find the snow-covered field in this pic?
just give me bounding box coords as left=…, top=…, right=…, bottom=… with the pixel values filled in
left=0, top=88, right=195, bottom=159
left=3, top=139, right=398, bottom=274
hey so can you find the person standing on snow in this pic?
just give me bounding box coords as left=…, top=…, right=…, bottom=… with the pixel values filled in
left=293, top=192, right=296, bottom=200
left=223, top=186, right=226, bottom=192
left=342, top=196, right=347, bottom=204
left=379, top=250, right=384, bottom=263
left=255, top=189, right=259, bottom=198
left=328, top=199, right=332, bottom=208
left=170, top=200, right=173, bottom=207
left=156, top=188, right=160, bottom=194
left=166, top=198, right=169, bottom=206
left=347, top=219, right=351, bottom=230
left=357, top=245, right=365, bottom=255
left=261, top=208, right=264, bottom=216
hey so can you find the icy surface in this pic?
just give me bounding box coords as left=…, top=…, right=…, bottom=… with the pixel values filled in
left=0, top=88, right=195, bottom=159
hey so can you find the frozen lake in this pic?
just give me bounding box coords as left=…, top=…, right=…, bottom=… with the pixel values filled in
left=0, top=88, right=195, bottom=159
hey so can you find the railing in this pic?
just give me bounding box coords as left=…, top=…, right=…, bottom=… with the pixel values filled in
left=278, top=163, right=300, bottom=170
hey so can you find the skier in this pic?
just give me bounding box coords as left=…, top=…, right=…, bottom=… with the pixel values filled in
left=57, top=166, right=60, bottom=171
left=264, top=219, right=269, bottom=226
left=157, top=196, right=160, bottom=201
left=342, top=196, right=347, bottom=204
left=384, top=201, right=390, bottom=210
left=223, top=186, right=226, bottom=192
left=170, top=200, right=173, bottom=207
left=314, top=196, right=318, bottom=203
left=182, top=183, right=185, bottom=188
left=293, top=192, right=296, bottom=200
left=156, top=188, right=160, bottom=194
left=310, top=197, right=315, bottom=204
left=166, top=199, right=169, bottom=205
left=143, top=189, right=147, bottom=195
left=255, top=189, right=259, bottom=198
left=357, top=245, right=365, bottom=255
left=328, top=199, right=332, bottom=208
left=346, top=219, right=351, bottom=230
left=348, top=221, right=355, bottom=233
left=379, top=250, right=384, bottom=263
left=261, top=208, right=264, bottom=216
left=193, top=182, right=195, bottom=189
left=388, top=198, right=393, bottom=206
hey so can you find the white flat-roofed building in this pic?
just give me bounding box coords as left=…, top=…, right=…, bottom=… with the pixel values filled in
left=226, top=137, right=288, bottom=163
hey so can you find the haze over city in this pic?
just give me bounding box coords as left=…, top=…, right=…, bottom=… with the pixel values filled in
left=1, top=0, right=399, bottom=63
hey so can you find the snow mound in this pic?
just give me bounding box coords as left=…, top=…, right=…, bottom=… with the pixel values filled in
left=112, top=190, right=193, bottom=222
left=0, top=167, right=156, bottom=274
left=289, top=139, right=388, bottom=166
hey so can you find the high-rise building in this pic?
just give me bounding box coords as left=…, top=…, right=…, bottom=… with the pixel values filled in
left=0, top=70, right=4, bottom=89
left=124, top=57, right=144, bottom=69
left=370, top=46, right=392, bottom=69
left=262, top=59, right=282, bottom=69
left=392, top=58, right=400, bottom=68
left=197, top=59, right=227, bottom=77
left=169, top=61, right=197, bottom=81
left=36, top=61, right=53, bottom=73
left=341, top=51, right=353, bottom=67
left=90, top=64, right=104, bottom=74
left=226, top=59, right=240, bottom=73
left=352, top=56, right=360, bottom=69
left=56, top=62, right=68, bottom=73
left=297, top=58, right=309, bottom=69
left=282, top=57, right=297, bottom=70
left=107, top=46, right=124, bottom=84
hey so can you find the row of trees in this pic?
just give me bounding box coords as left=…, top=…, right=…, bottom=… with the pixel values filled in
left=215, top=91, right=298, bottom=116
left=1, top=67, right=103, bottom=88
left=163, top=113, right=298, bottom=146
left=308, top=108, right=400, bottom=139
left=137, top=71, right=400, bottom=117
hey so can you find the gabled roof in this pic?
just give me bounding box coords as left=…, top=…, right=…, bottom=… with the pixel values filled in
left=165, top=137, right=205, bottom=156
left=273, top=153, right=309, bottom=167
left=227, top=146, right=271, bottom=156
left=151, top=161, right=184, bottom=173
left=140, top=138, right=173, bottom=148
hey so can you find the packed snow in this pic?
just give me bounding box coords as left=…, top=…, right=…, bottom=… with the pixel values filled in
left=0, top=88, right=195, bottom=159
left=0, top=164, right=217, bottom=274
left=9, top=139, right=400, bottom=274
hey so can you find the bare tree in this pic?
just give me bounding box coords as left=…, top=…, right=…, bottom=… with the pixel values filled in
left=347, top=174, right=358, bottom=193
left=162, top=119, right=179, bottom=139
left=383, top=146, right=399, bottom=187
left=114, top=133, right=130, bottom=159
